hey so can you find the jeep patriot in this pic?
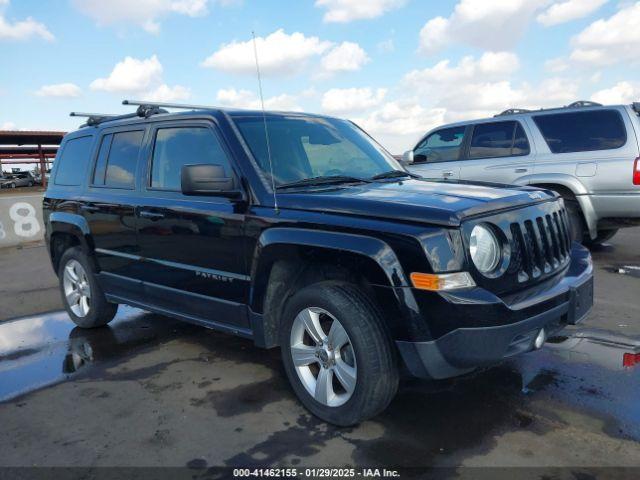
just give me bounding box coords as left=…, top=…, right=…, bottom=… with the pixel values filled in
left=44, top=101, right=594, bottom=425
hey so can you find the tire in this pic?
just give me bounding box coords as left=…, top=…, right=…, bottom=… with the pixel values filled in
left=279, top=281, right=399, bottom=426
left=28, top=181, right=33, bottom=187
left=9, top=183, right=15, bottom=189
left=564, top=199, right=585, bottom=243
left=58, top=247, right=117, bottom=328
left=584, top=228, right=618, bottom=247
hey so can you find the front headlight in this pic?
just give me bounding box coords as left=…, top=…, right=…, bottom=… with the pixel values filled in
left=469, top=225, right=501, bottom=274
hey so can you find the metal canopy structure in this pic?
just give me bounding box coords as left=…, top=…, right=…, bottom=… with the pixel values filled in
left=0, top=130, right=66, bottom=188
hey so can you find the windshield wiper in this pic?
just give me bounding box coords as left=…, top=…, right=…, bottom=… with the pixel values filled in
left=370, top=170, right=419, bottom=181
left=276, top=175, right=370, bottom=190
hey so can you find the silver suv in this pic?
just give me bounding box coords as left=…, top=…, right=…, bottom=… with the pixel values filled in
left=404, top=101, right=640, bottom=245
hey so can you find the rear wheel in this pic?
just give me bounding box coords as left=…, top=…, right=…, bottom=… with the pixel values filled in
left=280, top=281, right=398, bottom=426
left=58, top=247, right=117, bottom=328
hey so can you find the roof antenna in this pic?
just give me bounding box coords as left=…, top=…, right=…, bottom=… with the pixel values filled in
left=252, top=30, right=278, bottom=213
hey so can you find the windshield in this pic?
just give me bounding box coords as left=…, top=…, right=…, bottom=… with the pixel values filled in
left=233, top=115, right=402, bottom=188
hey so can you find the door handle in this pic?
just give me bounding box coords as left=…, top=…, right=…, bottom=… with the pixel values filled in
left=139, top=210, right=165, bottom=220
left=80, top=205, right=100, bottom=212
left=442, top=171, right=454, bottom=177
left=515, top=168, right=528, bottom=173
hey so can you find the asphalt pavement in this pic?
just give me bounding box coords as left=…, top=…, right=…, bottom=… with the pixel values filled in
left=0, top=228, right=638, bottom=470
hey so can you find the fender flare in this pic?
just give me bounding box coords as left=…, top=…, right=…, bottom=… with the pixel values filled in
left=514, top=174, right=598, bottom=238
left=250, top=227, right=411, bottom=292
left=48, top=212, right=93, bottom=253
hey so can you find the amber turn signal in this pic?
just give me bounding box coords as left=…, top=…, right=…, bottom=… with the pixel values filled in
left=410, top=272, right=475, bottom=291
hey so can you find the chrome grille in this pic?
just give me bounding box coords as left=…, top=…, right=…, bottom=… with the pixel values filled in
left=510, top=207, right=572, bottom=283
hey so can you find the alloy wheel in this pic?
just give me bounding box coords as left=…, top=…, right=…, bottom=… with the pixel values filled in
left=62, top=259, right=91, bottom=318
left=290, top=307, right=357, bottom=407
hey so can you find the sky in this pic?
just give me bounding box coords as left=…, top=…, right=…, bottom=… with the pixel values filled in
left=1, top=0, right=640, bottom=156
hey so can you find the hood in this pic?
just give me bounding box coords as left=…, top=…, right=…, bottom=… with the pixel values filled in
left=275, top=179, right=557, bottom=227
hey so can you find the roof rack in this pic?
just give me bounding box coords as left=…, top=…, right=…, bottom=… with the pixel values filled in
left=495, top=108, right=531, bottom=117
left=495, top=100, right=605, bottom=117
left=70, top=103, right=169, bottom=127
left=566, top=100, right=602, bottom=108
left=122, top=100, right=219, bottom=110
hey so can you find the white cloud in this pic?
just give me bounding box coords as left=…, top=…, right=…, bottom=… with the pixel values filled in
left=35, top=83, right=82, bottom=98
left=216, top=88, right=302, bottom=111
left=72, top=0, right=209, bottom=33
left=0, top=0, right=54, bottom=41
left=537, top=0, right=607, bottom=26
left=544, top=57, right=568, bottom=73
left=143, top=84, right=191, bottom=102
left=90, top=54, right=188, bottom=101
left=320, top=42, right=370, bottom=75
left=322, top=87, right=387, bottom=114
left=91, top=55, right=163, bottom=93
left=1, top=121, right=16, bottom=130
left=419, top=0, right=548, bottom=54
left=591, top=81, right=640, bottom=104
left=404, top=52, right=519, bottom=88
left=202, top=29, right=333, bottom=76
left=315, top=0, right=406, bottom=23
left=353, top=100, right=446, bottom=153
left=570, top=2, right=640, bottom=67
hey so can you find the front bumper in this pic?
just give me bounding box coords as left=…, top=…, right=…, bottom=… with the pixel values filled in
left=396, top=244, right=594, bottom=379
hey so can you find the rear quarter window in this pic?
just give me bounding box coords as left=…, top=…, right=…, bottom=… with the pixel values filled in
left=54, top=136, right=94, bottom=186
left=533, top=109, right=626, bottom=153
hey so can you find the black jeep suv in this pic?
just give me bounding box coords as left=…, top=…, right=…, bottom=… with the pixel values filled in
left=44, top=102, right=593, bottom=426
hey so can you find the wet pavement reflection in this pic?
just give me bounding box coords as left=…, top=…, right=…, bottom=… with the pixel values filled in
left=1, top=305, right=639, bottom=456
left=0, top=306, right=201, bottom=401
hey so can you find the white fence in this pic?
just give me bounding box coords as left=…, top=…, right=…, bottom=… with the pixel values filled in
left=0, top=194, right=44, bottom=248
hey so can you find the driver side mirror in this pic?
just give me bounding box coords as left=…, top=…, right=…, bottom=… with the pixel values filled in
left=401, top=150, right=414, bottom=165
left=181, top=164, right=242, bottom=198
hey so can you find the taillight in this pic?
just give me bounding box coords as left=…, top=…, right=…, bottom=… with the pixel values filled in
left=623, top=352, right=640, bottom=368
left=634, top=157, right=640, bottom=185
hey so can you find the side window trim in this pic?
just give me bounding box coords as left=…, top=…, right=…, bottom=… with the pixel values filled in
left=89, top=126, right=146, bottom=191
left=144, top=120, right=240, bottom=197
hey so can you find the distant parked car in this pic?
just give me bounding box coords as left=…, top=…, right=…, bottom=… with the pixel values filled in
left=403, top=101, right=640, bottom=246
left=0, top=171, right=36, bottom=188
left=34, top=169, right=51, bottom=185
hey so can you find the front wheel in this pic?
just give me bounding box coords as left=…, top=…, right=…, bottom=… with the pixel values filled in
left=58, top=247, right=117, bottom=328
left=280, top=281, right=398, bottom=426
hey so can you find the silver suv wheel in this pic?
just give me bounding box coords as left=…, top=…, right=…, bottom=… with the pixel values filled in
left=62, top=259, right=92, bottom=318
left=290, top=307, right=357, bottom=407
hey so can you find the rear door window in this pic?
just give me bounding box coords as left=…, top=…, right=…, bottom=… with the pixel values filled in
left=92, top=130, right=144, bottom=189
left=415, top=126, right=466, bottom=163
left=533, top=110, right=626, bottom=153
left=468, top=121, right=530, bottom=159
left=54, top=136, right=94, bottom=186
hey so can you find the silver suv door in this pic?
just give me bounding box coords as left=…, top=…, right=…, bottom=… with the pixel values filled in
left=409, top=125, right=468, bottom=180
left=459, top=120, right=533, bottom=186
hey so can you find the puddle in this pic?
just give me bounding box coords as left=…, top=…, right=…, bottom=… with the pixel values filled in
left=0, top=306, right=197, bottom=401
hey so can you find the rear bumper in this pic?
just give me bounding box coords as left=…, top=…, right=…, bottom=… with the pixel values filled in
left=588, top=193, right=640, bottom=221
left=396, top=245, right=593, bottom=379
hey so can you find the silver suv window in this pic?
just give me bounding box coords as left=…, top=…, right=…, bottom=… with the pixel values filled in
left=414, top=126, right=465, bottom=163
left=533, top=109, right=626, bottom=153
left=469, top=121, right=530, bottom=159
